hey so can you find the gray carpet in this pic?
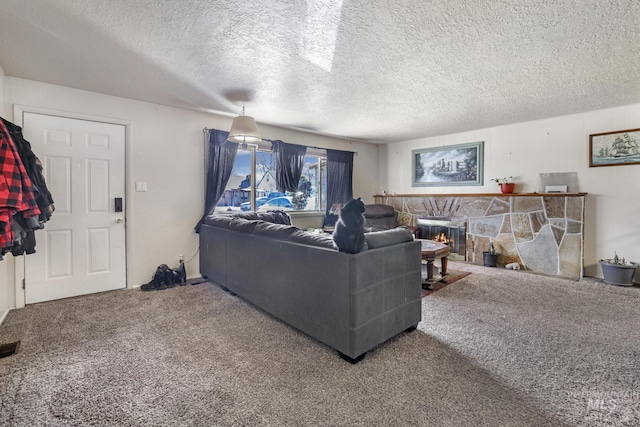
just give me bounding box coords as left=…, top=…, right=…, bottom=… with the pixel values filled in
left=1, top=262, right=638, bottom=426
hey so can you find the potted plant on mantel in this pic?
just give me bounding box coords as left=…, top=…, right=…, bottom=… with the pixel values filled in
left=599, top=253, right=639, bottom=286
left=483, top=240, right=498, bottom=267
left=491, top=176, right=515, bottom=194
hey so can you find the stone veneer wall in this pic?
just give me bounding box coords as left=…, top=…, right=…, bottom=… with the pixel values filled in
left=374, top=194, right=587, bottom=280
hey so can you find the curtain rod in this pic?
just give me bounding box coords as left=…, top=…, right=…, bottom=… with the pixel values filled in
left=202, top=127, right=356, bottom=155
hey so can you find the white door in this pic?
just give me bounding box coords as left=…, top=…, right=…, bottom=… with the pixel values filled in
left=23, top=112, right=126, bottom=304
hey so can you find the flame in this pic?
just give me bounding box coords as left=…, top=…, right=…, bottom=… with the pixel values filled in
left=432, top=232, right=454, bottom=246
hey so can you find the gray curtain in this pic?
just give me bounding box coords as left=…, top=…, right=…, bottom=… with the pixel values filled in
left=326, top=148, right=354, bottom=214
left=272, top=140, right=307, bottom=192
left=195, top=129, right=239, bottom=233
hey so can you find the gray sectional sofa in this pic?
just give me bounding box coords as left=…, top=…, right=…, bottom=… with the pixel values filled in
left=198, top=212, right=422, bottom=363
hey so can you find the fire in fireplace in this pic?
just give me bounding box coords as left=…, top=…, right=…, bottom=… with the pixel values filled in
left=417, top=217, right=466, bottom=261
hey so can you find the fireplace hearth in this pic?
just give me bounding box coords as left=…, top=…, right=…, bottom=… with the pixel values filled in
left=417, top=217, right=466, bottom=261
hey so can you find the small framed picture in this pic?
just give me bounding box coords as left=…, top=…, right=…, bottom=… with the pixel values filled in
left=589, top=128, right=640, bottom=167
left=412, top=141, right=484, bottom=187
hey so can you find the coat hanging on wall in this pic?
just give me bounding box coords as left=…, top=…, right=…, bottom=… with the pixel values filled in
left=0, top=117, right=55, bottom=260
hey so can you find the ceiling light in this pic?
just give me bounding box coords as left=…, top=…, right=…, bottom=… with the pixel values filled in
left=228, top=106, right=261, bottom=143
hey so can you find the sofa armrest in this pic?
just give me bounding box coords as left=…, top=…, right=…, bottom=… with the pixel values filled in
left=405, top=226, right=419, bottom=239
left=364, top=228, right=414, bottom=249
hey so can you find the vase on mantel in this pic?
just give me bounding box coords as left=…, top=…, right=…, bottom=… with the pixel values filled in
left=499, top=183, right=515, bottom=194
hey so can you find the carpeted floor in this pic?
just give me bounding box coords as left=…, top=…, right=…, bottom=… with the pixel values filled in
left=421, top=269, right=472, bottom=297
left=1, top=262, right=639, bottom=426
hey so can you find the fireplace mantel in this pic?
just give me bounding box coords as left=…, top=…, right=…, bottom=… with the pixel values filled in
left=374, top=193, right=587, bottom=279
left=375, top=193, right=587, bottom=198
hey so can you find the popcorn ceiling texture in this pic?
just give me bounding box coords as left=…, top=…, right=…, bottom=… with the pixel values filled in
left=0, top=0, right=639, bottom=142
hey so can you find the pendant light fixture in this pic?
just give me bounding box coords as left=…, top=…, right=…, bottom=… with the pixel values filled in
left=228, top=106, right=261, bottom=143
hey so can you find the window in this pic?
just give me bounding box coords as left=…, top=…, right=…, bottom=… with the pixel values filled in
left=215, top=145, right=326, bottom=213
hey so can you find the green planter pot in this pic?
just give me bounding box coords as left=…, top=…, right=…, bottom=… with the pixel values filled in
left=599, top=260, right=638, bottom=286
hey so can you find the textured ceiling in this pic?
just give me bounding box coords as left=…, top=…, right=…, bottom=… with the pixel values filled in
left=0, top=0, right=639, bottom=143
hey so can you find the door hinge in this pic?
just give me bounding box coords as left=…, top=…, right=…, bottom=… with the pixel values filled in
left=22, top=279, right=25, bottom=290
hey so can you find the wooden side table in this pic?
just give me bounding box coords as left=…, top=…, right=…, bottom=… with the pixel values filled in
left=417, top=239, right=451, bottom=287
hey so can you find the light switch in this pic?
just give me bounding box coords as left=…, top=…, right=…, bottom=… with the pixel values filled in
left=135, top=182, right=147, bottom=192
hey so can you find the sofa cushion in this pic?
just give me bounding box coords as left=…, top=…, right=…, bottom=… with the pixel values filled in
left=203, top=215, right=233, bottom=228
left=363, top=204, right=396, bottom=219
left=228, top=218, right=260, bottom=233
left=363, top=204, right=399, bottom=231
left=364, top=227, right=414, bottom=249
left=288, top=230, right=336, bottom=249
left=233, top=210, right=292, bottom=225
left=253, top=221, right=300, bottom=239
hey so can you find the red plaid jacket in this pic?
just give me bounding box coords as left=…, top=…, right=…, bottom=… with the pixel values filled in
left=1, top=121, right=41, bottom=249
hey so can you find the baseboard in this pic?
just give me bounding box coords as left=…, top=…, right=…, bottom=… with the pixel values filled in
left=0, top=307, right=11, bottom=327
left=186, top=276, right=206, bottom=285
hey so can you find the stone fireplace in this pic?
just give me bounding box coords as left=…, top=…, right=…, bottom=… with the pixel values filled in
left=375, top=193, right=587, bottom=280
left=417, top=217, right=466, bottom=261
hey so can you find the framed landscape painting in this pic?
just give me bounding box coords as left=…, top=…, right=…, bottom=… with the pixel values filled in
left=589, top=128, right=640, bottom=167
left=412, top=141, right=484, bottom=187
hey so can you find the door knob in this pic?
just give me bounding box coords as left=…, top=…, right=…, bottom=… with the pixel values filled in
left=116, top=217, right=123, bottom=223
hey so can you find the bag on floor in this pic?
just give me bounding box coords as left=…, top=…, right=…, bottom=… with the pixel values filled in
left=141, top=264, right=173, bottom=291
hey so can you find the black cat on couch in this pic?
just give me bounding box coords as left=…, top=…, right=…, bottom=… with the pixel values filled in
left=332, top=197, right=366, bottom=254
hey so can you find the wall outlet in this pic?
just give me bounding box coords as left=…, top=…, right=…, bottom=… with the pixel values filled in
left=135, top=182, right=147, bottom=192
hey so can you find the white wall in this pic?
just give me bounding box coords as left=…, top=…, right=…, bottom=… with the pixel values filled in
left=0, top=64, right=11, bottom=324
left=1, top=77, right=379, bottom=309
left=379, top=103, right=640, bottom=277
